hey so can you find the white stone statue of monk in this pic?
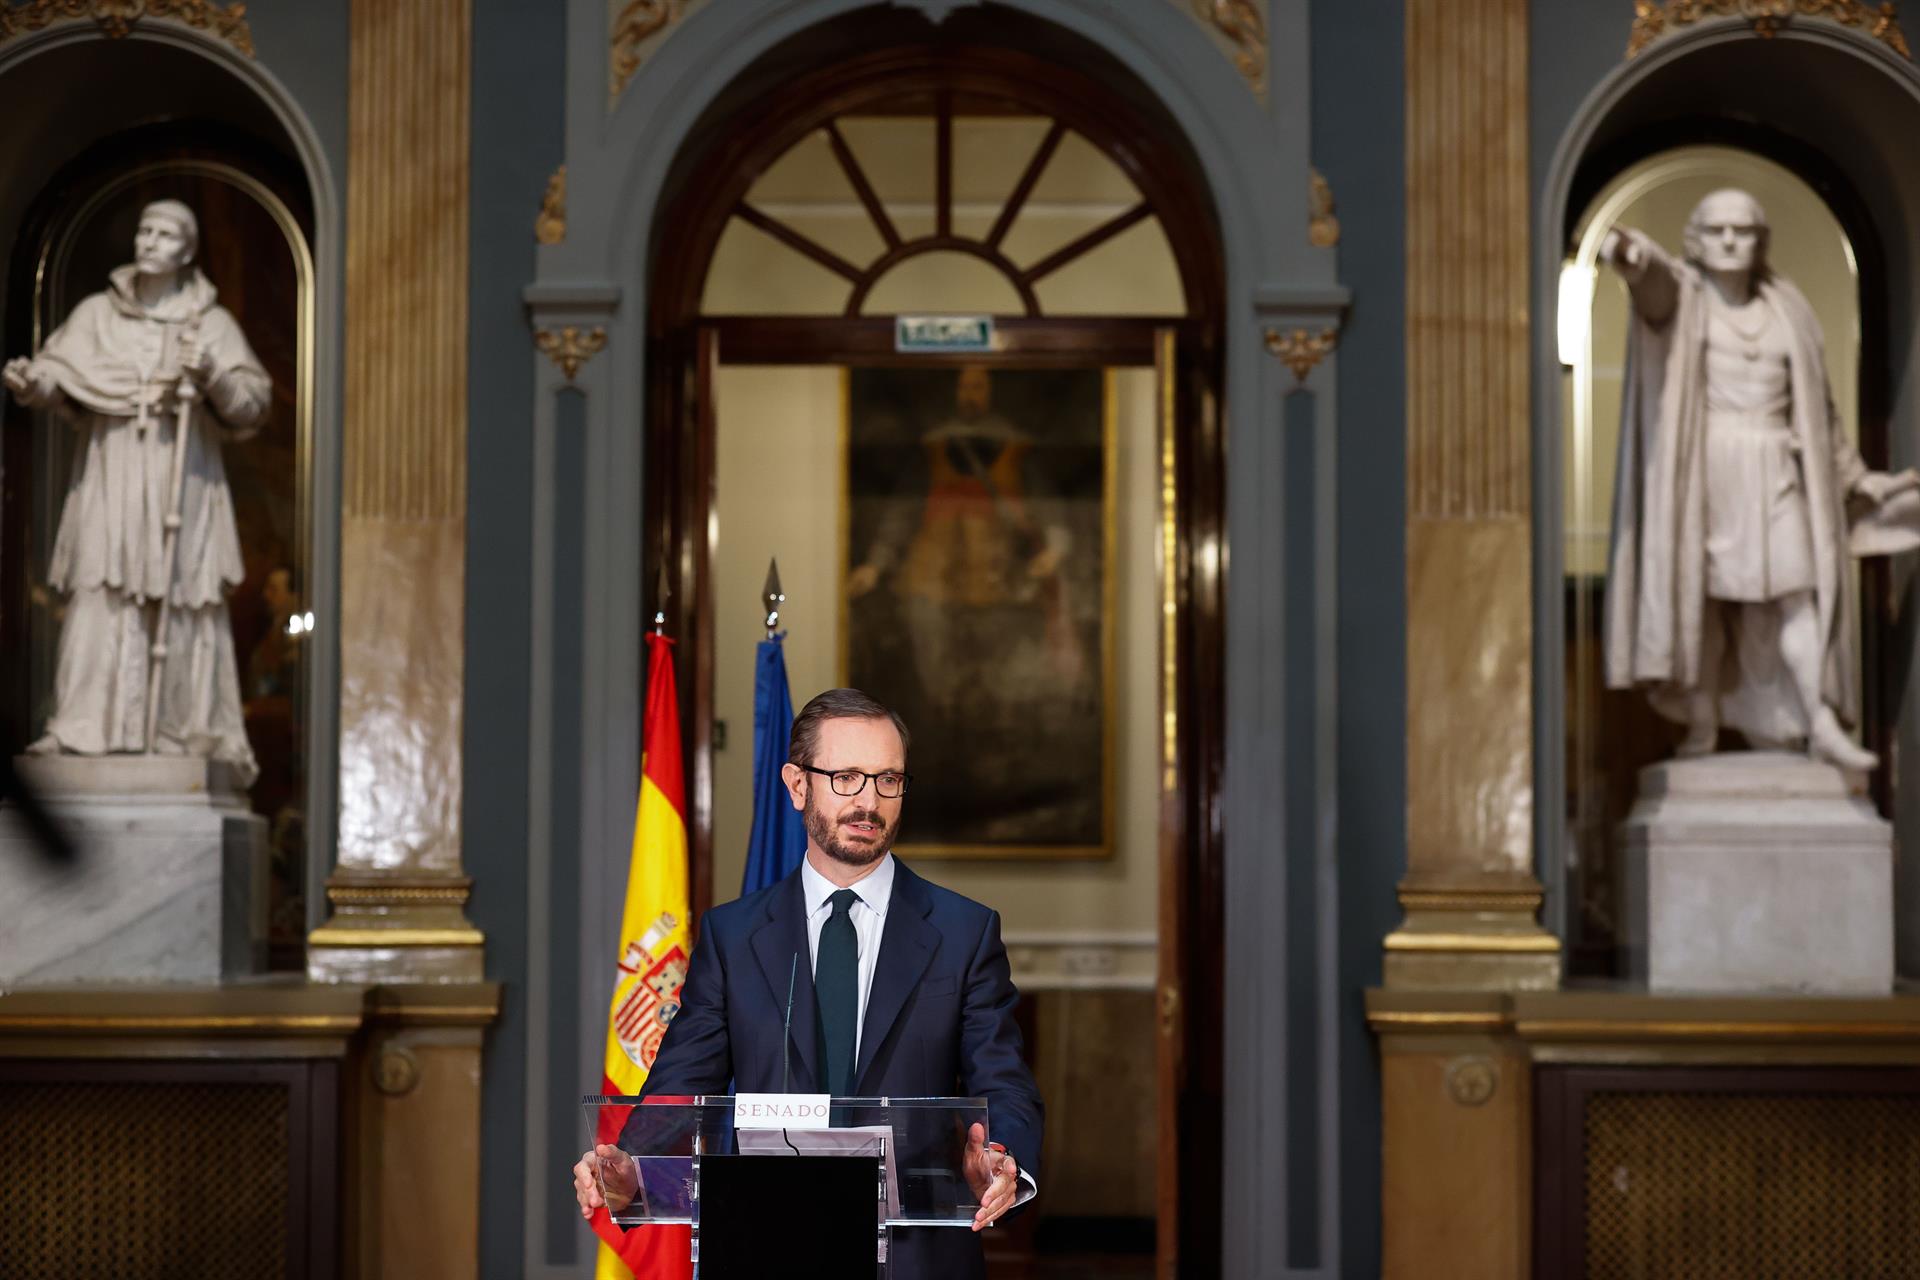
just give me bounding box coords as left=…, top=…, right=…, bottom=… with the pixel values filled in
left=1600, top=188, right=1919, bottom=772
left=3, top=199, right=268, bottom=783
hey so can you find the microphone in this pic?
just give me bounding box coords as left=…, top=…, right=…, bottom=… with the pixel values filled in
left=779, top=953, right=802, bottom=1156
left=781, top=952, right=798, bottom=1094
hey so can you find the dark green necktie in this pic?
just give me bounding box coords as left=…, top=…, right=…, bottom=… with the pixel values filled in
left=815, top=888, right=860, bottom=1097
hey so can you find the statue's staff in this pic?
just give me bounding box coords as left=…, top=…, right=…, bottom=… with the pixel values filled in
left=143, top=323, right=202, bottom=753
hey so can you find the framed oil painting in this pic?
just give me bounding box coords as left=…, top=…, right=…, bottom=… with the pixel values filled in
left=840, top=365, right=1114, bottom=859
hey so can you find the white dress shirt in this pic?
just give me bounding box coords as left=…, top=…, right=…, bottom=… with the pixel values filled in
left=800, top=852, right=896, bottom=1060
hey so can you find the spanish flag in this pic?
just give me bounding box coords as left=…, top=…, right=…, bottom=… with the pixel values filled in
left=589, top=632, right=694, bottom=1279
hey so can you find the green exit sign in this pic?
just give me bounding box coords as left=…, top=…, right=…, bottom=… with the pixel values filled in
left=894, top=315, right=995, bottom=353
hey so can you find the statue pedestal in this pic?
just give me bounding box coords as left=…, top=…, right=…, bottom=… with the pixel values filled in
left=0, top=755, right=268, bottom=983
left=1622, top=753, right=1892, bottom=993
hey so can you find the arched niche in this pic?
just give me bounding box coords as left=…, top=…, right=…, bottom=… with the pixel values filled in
left=0, top=26, right=341, bottom=945
left=1535, top=22, right=1920, bottom=975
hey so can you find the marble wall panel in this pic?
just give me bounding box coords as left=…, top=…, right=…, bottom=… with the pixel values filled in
left=1405, top=518, right=1532, bottom=878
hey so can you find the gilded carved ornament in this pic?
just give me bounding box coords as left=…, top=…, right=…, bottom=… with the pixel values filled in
left=535, top=326, right=608, bottom=382
left=1263, top=325, right=1339, bottom=382
left=1627, top=0, right=1910, bottom=59
left=0, top=0, right=253, bottom=54
left=610, top=0, right=682, bottom=105
left=1444, top=1056, right=1499, bottom=1107
left=1192, top=0, right=1266, bottom=94
left=1309, top=168, right=1340, bottom=248
left=535, top=165, right=567, bottom=246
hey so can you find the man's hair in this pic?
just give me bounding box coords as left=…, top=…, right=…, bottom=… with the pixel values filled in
left=788, top=688, right=911, bottom=767
left=1681, top=188, right=1770, bottom=277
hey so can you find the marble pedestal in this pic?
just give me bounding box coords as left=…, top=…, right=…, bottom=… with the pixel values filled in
left=1621, top=752, right=1892, bottom=993
left=0, top=756, right=268, bottom=983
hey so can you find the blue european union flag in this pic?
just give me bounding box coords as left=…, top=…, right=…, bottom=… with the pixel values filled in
left=741, top=635, right=807, bottom=894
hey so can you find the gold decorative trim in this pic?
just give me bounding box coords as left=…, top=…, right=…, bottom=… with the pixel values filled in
left=0, top=1013, right=359, bottom=1032
left=1192, top=0, right=1267, bottom=94
left=1156, top=329, right=1179, bottom=794
left=535, top=164, right=567, bottom=245
left=1366, top=1009, right=1511, bottom=1032
left=1384, top=931, right=1563, bottom=954
left=1516, top=1017, right=1920, bottom=1041
left=1398, top=889, right=1545, bottom=913
left=1628, top=0, right=1910, bottom=59
left=1264, top=326, right=1339, bottom=382
left=327, top=883, right=472, bottom=905
left=1309, top=169, right=1340, bottom=248
left=610, top=0, right=683, bottom=105
left=367, top=1003, right=503, bottom=1024
left=0, top=0, right=254, bottom=55
left=307, top=927, right=487, bottom=948
left=536, top=325, right=608, bottom=381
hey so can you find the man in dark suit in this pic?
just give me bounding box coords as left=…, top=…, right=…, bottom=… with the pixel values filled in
left=573, top=687, right=1043, bottom=1279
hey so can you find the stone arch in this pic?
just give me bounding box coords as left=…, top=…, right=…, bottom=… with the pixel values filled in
left=525, top=2, right=1347, bottom=1273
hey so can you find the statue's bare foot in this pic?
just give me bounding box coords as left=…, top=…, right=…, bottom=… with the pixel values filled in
left=1808, top=712, right=1878, bottom=772
left=23, top=733, right=60, bottom=756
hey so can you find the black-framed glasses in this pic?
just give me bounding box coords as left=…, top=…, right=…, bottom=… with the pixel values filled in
left=800, top=766, right=912, bottom=799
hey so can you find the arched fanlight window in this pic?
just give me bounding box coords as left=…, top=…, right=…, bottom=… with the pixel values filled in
left=697, top=89, right=1188, bottom=318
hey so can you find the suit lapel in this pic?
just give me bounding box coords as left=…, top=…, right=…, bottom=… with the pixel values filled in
left=854, top=861, right=939, bottom=1091
left=749, top=871, right=819, bottom=1090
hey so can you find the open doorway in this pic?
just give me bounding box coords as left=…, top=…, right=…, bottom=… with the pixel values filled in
left=644, top=27, right=1226, bottom=1278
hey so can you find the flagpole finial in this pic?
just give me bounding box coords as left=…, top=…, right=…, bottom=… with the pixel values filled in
left=762, top=558, right=786, bottom=639
left=653, top=561, right=670, bottom=636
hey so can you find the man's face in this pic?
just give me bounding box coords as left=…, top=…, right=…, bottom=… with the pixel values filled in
left=1694, top=192, right=1764, bottom=275
left=955, top=367, right=992, bottom=419
left=786, top=716, right=906, bottom=870
left=134, top=215, right=192, bottom=277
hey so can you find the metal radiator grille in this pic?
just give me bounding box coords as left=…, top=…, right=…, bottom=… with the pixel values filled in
left=0, top=1081, right=288, bottom=1279
left=1585, top=1090, right=1920, bottom=1279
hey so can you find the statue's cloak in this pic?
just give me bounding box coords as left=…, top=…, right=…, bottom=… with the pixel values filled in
left=36, top=264, right=269, bottom=607
left=1603, top=246, right=1864, bottom=738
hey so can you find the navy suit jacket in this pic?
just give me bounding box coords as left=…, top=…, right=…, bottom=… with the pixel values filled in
left=634, top=859, right=1043, bottom=1280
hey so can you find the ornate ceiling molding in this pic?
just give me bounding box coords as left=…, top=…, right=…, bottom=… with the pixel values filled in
left=1627, top=0, right=1910, bottom=60
left=609, top=0, right=683, bottom=106
left=0, top=0, right=254, bottom=55
left=535, top=326, right=608, bottom=382
left=535, top=164, right=566, bottom=246
left=1191, top=0, right=1266, bottom=95
left=1264, top=326, right=1339, bottom=383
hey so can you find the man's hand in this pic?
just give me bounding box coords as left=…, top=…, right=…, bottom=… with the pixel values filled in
left=572, top=1143, right=639, bottom=1220
left=846, top=563, right=881, bottom=598
left=963, top=1122, right=1019, bottom=1232
left=1855, top=468, right=1920, bottom=507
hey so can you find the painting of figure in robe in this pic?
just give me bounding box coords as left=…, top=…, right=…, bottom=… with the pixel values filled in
left=842, top=365, right=1112, bottom=858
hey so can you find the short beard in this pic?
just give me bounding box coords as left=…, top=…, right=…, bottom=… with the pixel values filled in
left=804, top=786, right=895, bottom=869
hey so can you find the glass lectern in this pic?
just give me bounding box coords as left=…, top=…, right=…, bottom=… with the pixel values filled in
left=583, top=1095, right=1031, bottom=1277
